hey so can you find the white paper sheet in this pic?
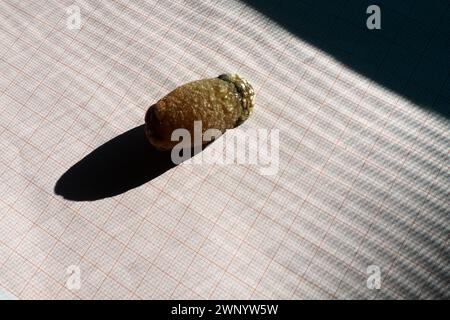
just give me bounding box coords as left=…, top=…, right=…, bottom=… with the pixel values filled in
left=0, top=0, right=448, bottom=299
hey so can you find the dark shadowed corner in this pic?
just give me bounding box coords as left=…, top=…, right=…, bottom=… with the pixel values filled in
left=242, top=0, right=450, bottom=118
left=54, top=125, right=176, bottom=201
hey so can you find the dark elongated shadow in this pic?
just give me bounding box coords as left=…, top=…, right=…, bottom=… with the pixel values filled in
left=55, top=125, right=177, bottom=201
left=242, top=0, right=450, bottom=118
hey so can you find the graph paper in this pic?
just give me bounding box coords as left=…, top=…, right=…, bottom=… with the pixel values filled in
left=0, top=0, right=448, bottom=299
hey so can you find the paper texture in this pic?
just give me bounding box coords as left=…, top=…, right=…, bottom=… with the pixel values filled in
left=0, top=0, right=448, bottom=299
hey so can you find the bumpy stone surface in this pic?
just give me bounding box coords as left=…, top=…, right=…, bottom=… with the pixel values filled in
left=145, top=74, right=254, bottom=150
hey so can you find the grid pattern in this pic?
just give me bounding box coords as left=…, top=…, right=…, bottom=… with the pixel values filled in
left=0, top=0, right=449, bottom=299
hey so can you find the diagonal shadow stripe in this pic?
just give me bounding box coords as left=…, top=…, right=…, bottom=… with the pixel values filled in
left=242, top=0, right=450, bottom=118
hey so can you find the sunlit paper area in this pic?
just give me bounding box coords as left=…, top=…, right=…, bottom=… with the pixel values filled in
left=0, top=0, right=448, bottom=299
